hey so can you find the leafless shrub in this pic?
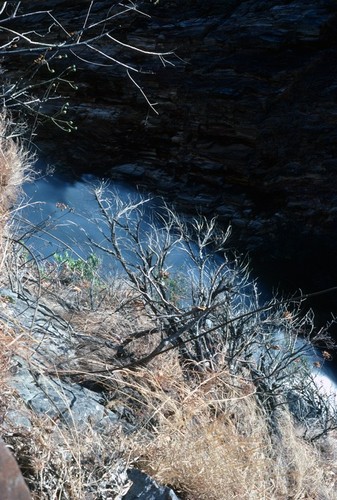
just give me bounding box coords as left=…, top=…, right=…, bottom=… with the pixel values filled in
left=2, top=182, right=336, bottom=493
left=3, top=182, right=337, bottom=497
left=16, top=185, right=326, bottom=441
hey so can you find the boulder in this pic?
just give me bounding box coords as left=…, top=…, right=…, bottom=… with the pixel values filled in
left=0, top=438, right=32, bottom=500
left=123, top=468, right=180, bottom=500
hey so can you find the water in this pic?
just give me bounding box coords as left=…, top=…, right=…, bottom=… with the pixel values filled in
left=21, top=173, right=220, bottom=287
left=21, top=173, right=136, bottom=270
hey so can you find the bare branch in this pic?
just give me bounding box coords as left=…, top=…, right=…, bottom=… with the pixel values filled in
left=0, top=1, right=176, bottom=127
left=127, top=69, right=159, bottom=114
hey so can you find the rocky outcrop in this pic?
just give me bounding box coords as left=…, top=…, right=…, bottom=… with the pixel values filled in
left=0, top=285, right=181, bottom=499
left=2, top=286, right=124, bottom=431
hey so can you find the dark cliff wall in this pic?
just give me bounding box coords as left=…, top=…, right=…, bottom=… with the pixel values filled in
left=5, top=1, right=337, bottom=294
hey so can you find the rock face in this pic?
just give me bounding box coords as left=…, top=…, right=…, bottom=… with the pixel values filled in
left=5, top=1, right=337, bottom=293
left=2, top=287, right=123, bottom=432
left=0, top=438, right=32, bottom=500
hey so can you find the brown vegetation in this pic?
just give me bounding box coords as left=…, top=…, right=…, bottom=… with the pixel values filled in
left=121, top=360, right=337, bottom=500
left=0, top=114, right=31, bottom=211
left=0, top=112, right=32, bottom=270
left=0, top=112, right=336, bottom=499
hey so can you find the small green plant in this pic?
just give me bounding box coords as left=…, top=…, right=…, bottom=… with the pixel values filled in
left=54, top=251, right=100, bottom=281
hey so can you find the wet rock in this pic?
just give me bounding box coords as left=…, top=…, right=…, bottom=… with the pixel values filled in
left=113, top=164, right=146, bottom=177
left=0, top=438, right=32, bottom=500
left=35, top=2, right=337, bottom=252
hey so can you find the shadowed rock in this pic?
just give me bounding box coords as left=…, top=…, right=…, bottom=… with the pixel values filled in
left=29, top=2, right=337, bottom=280
left=124, top=468, right=180, bottom=500
left=0, top=438, right=31, bottom=500
left=3, top=1, right=337, bottom=313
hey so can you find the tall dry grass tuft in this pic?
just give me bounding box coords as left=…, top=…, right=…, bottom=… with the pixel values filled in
left=271, top=412, right=333, bottom=499
left=113, top=359, right=337, bottom=500
left=0, top=111, right=33, bottom=270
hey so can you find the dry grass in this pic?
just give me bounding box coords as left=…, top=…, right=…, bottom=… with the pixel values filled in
left=0, top=116, right=25, bottom=208
left=0, top=318, right=131, bottom=499
left=272, top=414, right=336, bottom=499
left=0, top=318, right=17, bottom=418
left=3, top=358, right=336, bottom=499
left=2, top=256, right=335, bottom=499
left=0, top=346, right=131, bottom=499
left=0, top=111, right=33, bottom=271
left=3, top=409, right=132, bottom=499
left=105, top=359, right=337, bottom=500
